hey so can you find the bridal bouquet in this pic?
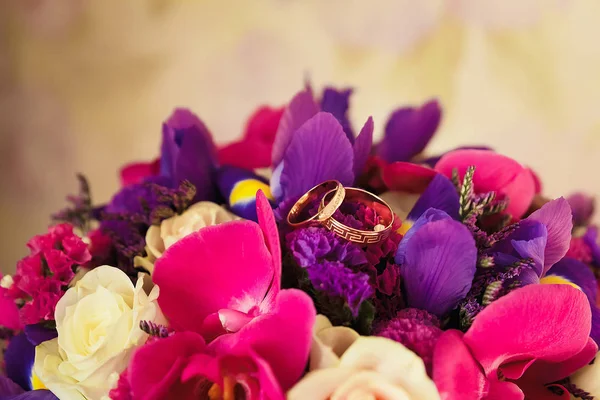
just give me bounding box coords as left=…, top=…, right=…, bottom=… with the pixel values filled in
left=1, top=86, right=599, bottom=400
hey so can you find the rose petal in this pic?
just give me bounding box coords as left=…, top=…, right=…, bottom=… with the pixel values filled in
left=464, top=284, right=593, bottom=379
left=382, top=162, right=437, bottom=193
left=433, top=330, right=488, bottom=400
left=154, top=221, right=274, bottom=334
left=272, top=89, right=319, bottom=167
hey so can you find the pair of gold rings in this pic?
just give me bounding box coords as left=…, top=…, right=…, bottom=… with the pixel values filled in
left=286, top=180, right=394, bottom=244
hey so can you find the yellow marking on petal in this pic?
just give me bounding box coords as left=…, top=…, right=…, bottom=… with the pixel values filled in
left=31, top=372, right=47, bottom=390
left=397, top=220, right=413, bottom=236
left=540, top=275, right=581, bottom=290
left=229, top=179, right=273, bottom=206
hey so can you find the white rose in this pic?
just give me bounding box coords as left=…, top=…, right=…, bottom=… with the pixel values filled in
left=134, top=201, right=237, bottom=274
left=289, top=315, right=440, bottom=400
left=34, top=266, right=161, bottom=400
left=569, top=352, right=600, bottom=398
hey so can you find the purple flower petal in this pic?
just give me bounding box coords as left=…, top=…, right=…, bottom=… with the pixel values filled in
left=511, top=234, right=547, bottom=278
left=400, top=218, right=477, bottom=317
left=583, top=226, right=600, bottom=266
left=4, top=333, right=35, bottom=391
left=217, top=166, right=271, bottom=221
left=407, top=174, right=460, bottom=221
left=352, top=117, right=374, bottom=179
left=280, top=112, right=354, bottom=200
left=377, top=99, right=441, bottom=163
left=161, top=109, right=219, bottom=201
left=272, top=89, right=319, bottom=167
left=1, top=391, right=59, bottom=400
left=567, top=192, right=595, bottom=227
left=546, top=257, right=600, bottom=343
left=321, top=87, right=354, bottom=143
left=24, top=324, right=58, bottom=347
left=527, top=197, right=573, bottom=274
left=395, top=208, right=451, bottom=265
left=0, top=376, right=24, bottom=397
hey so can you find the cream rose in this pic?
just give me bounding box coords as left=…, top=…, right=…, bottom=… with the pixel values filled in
left=569, top=352, right=600, bottom=398
left=34, top=266, right=161, bottom=400
left=134, top=201, right=237, bottom=273
left=289, top=315, right=440, bottom=400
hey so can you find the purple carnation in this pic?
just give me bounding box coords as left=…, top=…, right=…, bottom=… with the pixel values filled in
left=307, top=261, right=373, bottom=316
left=286, top=226, right=366, bottom=268
left=374, top=308, right=442, bottom=375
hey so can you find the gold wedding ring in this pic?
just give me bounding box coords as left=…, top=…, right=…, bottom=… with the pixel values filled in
left=320, top=187, right=394, bottom=244
left=287, top=180, right=346, bottom=227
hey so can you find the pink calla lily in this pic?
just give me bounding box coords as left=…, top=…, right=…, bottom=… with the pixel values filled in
left=433, top=284, right=597, bottom=400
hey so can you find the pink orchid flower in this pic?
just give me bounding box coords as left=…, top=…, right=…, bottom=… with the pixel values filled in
left=115, top=191, right=315, bottom=399
left=435, top=149, right=536, bottom=219
left=433, top=284, right=597, bottom=400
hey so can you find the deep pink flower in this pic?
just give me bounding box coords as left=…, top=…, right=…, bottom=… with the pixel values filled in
left=0, top=274, right=21, bottom=331
left=435, top=149, right=536, bottom=219
left=382, top=161, right=437, bottom=193
left=125, top=191, right=315, bottom=399
left=433, top=284, right=597, bottom=400
left=119, top=159, right=160, bottom=187
left=218, top=106, right=284, bottom=170
left=8, top=223, right=91, bottom=325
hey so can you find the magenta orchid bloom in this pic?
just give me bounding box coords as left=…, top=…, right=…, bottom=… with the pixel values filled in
left=435, top=149, right=536, bottom=219
left=433, top=284, right=597, bottom=400
left=116, top=191, right=315, bottom=399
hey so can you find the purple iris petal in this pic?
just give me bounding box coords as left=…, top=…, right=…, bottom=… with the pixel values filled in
left=377, top=99, right=441, bottom=163
left=216, top=166, right=270, bottom=221
left=272, top=89, right=319, bottom=167
left=395, top=208, right=451, bottom=265
left=546, top=257, right=600, bottom=343
left=24, top=324, right=58, bottom=347
left=321, top=87, right=354, bottom=143
left=511, top=232, right=548, bottom=278
left=279, top=112, right=354, bottom=200
left=527, top=197, right=573, bottom=274
left=0, top=376, right=24, bottom=397
left=400, top=218, right=477, bottom=317
left=4, top=333, right=35, bottom=391
left=306, top=260, right=373, bottom=317
left=161, top=109, right=218, bottom=201
left=583, top=226, right=600, bottom=266
left=105, top=175, right=171, bottom=215
left=352, top=117, right=374, bottom=179
left=567, top=192, right=595, bottom=227
left=407, top=174, right=459, bottom=221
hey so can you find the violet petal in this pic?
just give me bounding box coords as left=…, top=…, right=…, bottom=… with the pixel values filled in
left=567, top=192, right=595, bottom=227
left=377, top=99, right=441, bottom=163
left=24, top=324, right=58, bottom=347
left=4, top=333, right=35, bottom=391
left=511, top=233, right=548, bottom=278
left=395, top=208, right=451, bottom=265
left=407, top=174, right=460, bottom=221
left=280, top=112, right=354, bottom=200
left=321, top=87, right=354, bottom=143
left=272, top=89, right=319, bottom=167
left=352, top=117, right=374, bottom=179
left=527, top=197, right=573, bottom=274
left=0, top=376, right=24, bottom=397
left=400, top=218, right=477, bottom=317
left=583, top=226, right=600, bottom=266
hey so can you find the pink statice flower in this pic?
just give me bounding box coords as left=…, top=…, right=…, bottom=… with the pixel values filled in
left=7, top=223, right=91, bottom=325
left=114, top=191, right=315, bottom=399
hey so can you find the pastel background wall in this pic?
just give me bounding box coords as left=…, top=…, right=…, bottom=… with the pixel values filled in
left=1, top=0, right=599, bottom=273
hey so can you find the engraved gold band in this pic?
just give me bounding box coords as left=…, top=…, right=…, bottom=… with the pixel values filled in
left=320, top=187, right=394, bottom=244
left=287, top=180, right=346, bottom=228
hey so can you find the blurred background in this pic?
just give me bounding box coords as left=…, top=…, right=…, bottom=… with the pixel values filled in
left=1, top=0, right=599, bottom=274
